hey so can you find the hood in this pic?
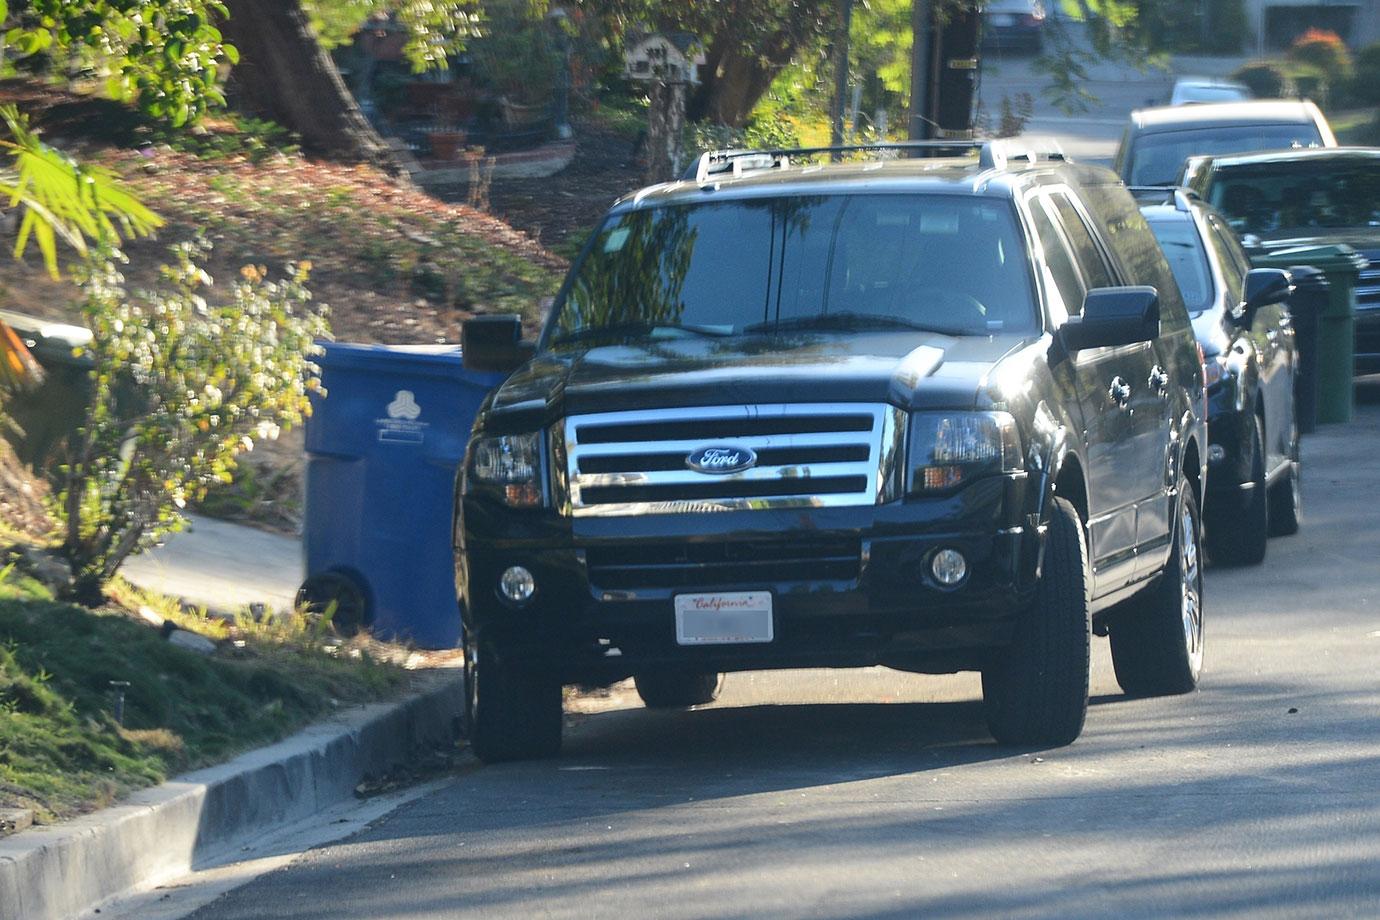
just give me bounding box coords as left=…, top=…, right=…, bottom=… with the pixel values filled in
left=482, top=331, right=1031, bottom=429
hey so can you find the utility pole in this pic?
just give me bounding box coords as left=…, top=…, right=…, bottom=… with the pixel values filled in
left=830, top=0, right=854, bottom=157
left=908, top=0, right=934, bottom=140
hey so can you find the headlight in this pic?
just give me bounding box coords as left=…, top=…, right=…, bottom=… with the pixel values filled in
left=470, top=432, right=541, bottom=507
left=907, top=411, right=1021, bottom=494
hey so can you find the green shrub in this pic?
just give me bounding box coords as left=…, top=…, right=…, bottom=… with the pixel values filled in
left=1289, top=28, right=1353, bottom=86
left=52, top=243, right=328, bottom=603
left=1232, top=60, right=1293, bottom=98
left=1350, top=42, right=1380, bottom=106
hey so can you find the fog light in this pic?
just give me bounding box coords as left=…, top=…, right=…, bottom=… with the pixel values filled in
left=931, top=549, right=968, bottom=587
left=1208, top=444, right=1227, bottom=464
left=499, top=566, right=536, bottom=604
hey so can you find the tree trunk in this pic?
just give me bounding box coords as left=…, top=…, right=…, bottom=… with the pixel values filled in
left=644, top=81, right=687, bottom=184
left=688, top=27, right=800, bottom=127
left=220, top=0, right=405, bottom=174
left=688, top=46, right=780, bottom=127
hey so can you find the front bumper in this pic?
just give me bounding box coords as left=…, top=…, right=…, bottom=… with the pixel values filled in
left=458, top=475, right=1041, bottom=682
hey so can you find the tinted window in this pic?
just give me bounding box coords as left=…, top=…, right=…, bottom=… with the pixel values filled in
left=1127, top=124, right=1326, bottom=186
left=1205, top=218, right=1245, bottom=305
left=1205, top=157, right=1380, bottom=235
left=1048, top=193, right=1117, bottom=289
left=1028, top=197, right=1085, bottom=320
left=1147, top=217, right=1214, bottom=314
left=555, top=195, right=1038, bottom=340
left=1081, top=184, right=1191, bottom=326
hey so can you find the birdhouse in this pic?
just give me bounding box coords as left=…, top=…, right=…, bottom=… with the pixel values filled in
left=624, top=31, right=704, bottom=84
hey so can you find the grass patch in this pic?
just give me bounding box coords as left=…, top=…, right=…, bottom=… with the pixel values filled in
left=0, top=557, right=403, bottom=824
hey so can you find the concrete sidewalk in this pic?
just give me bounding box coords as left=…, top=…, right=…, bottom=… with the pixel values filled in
left=121, top=515, right=301, bottom=615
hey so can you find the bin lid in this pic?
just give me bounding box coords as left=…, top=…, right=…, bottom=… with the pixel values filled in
left=0, top=308, right=93, bottom=349
left=1251, top=243, right=1367, bottom=276
left=317, top=341, right=467, bottom=377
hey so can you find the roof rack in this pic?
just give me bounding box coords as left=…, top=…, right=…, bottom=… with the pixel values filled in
left=686, top=138, right=1068, bottom=184
left=1126, top=185, right=1200, bottom=211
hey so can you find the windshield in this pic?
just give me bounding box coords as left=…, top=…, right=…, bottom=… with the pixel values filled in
left=1147, top=218, right=1214, bottom=314
left=1206, top=158, right=1380, bottom=236
left=1127, top=124, right=1325, bottom=186
left=549, top=194, right=1038, bottom=344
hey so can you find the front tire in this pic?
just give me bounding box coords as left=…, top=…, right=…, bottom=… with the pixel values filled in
left=1108, top=476, right=1204, bottom=697
left=982, top=496, right=1090, bottom=747
left=1205, top=414, right=1268, bottom=566
left=465, top=631, right=563, bottom=764
left=634, top=671, right=723, bottom=708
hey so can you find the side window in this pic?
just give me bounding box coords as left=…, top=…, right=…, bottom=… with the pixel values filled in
left=1082, top=183, right=1191, bottom=328
left=1048, top=193, right=1117, bottom=290
left=1205, top=217, right=1245, bottom=305
left=1027, top=197, right=1086, bottom=322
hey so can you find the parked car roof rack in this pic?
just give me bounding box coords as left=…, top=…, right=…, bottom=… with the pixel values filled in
left=686, top=138, right=1068, bottom=184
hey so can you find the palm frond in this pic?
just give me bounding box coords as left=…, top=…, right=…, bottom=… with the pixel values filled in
left=0, top=105, right=162, bottom=277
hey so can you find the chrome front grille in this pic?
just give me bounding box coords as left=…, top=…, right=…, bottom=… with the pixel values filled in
left=1356, top=252, right=1380, bottom=311
left=558, top=403, right=902, bottom=517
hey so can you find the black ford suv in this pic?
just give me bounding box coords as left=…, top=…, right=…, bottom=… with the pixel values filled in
left=456, top=142, right=1208, bottom=762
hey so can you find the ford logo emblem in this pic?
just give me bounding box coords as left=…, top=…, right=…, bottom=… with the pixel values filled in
left=686, top=445, right=757, bottom=475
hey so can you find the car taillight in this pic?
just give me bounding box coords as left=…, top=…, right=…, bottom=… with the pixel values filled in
left=1021, top=13, right=1043, bottom=25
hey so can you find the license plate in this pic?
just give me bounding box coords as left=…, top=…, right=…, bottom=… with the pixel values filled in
left=674, top=592, right=773, bottom=645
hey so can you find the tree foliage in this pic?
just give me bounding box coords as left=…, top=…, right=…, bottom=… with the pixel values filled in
left=0, top=105, right=161, bottom=277
left=3, top=0, right=238, bottom=126
left=303, top=0, right=482, bottom=71
left=55, top=243, right=328, bottom=602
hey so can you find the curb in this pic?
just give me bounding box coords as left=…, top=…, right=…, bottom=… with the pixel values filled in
left=0, top=671, right=464, bottom=920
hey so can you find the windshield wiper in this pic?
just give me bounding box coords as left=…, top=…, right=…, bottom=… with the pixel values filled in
left=550, top=321, right=734, bottom=345
left=743, top=312, right=969, bottom=336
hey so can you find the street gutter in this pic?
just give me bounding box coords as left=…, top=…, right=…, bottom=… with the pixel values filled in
left=0, top=670, right=464, bottom=920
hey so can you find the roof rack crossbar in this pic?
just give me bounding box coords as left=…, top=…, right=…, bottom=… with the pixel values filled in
left=686, top=138, right=1068, bottom=184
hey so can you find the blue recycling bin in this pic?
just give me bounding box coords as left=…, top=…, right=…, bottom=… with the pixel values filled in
left=301, top=343, right=504, bottom=648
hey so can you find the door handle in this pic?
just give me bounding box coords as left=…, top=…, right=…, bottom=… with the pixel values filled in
left=1108, top=376, right=1132, bottom=408
left=1148, top=365, right=1170, bottom=396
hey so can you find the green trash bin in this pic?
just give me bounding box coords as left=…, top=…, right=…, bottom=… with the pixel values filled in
left=0, top=309, right=93, bottom=468
left=1250, top=244, right=1366, bottom=425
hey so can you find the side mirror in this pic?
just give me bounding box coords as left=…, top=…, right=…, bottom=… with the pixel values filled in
left=1241, top=268, right=1292, bottom=316
left=1060, top=286, right=1160, bottom=353
left=461, top=314, right=535, bottom=373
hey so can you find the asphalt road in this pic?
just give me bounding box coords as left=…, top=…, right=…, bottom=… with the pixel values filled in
left=180, top=387, right=1380, bottom=919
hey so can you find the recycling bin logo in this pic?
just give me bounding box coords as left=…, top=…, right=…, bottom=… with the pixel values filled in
left=387, top=390, right=422, bottom=420
left=377, top=390, right=427, bottom=443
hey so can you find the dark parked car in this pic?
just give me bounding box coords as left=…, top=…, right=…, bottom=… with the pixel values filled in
left=455, top=141, right=1207, bottom=762
left=981, top=0, right=1046, bottom=52
left=1139, top=189, right=1300, bottom=565
left=1182, top=146, right=1380, bottom=373
left=1113, top=100, right=1336, bottom=187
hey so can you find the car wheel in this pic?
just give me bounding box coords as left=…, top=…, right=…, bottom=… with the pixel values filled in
left=1108, top=475, right=1204, bottom=697
left=1268, top=418, right=1301, bottom=536
left=465, top=630, right=563, bottom=764
left=1205, top=414, right=1268, bottom=566
left=634, top=671, right=723, bottom=708
left=982, top=495, right=1089, bottom=747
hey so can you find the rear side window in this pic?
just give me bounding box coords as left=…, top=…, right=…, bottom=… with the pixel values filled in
left=1047, top=193, right=1117, bottom=289
left=1027, top=198, right=1086, bottom=321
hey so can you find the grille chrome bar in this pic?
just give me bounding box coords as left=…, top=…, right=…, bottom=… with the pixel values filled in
left=560, top=403, right=898, bottom=517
